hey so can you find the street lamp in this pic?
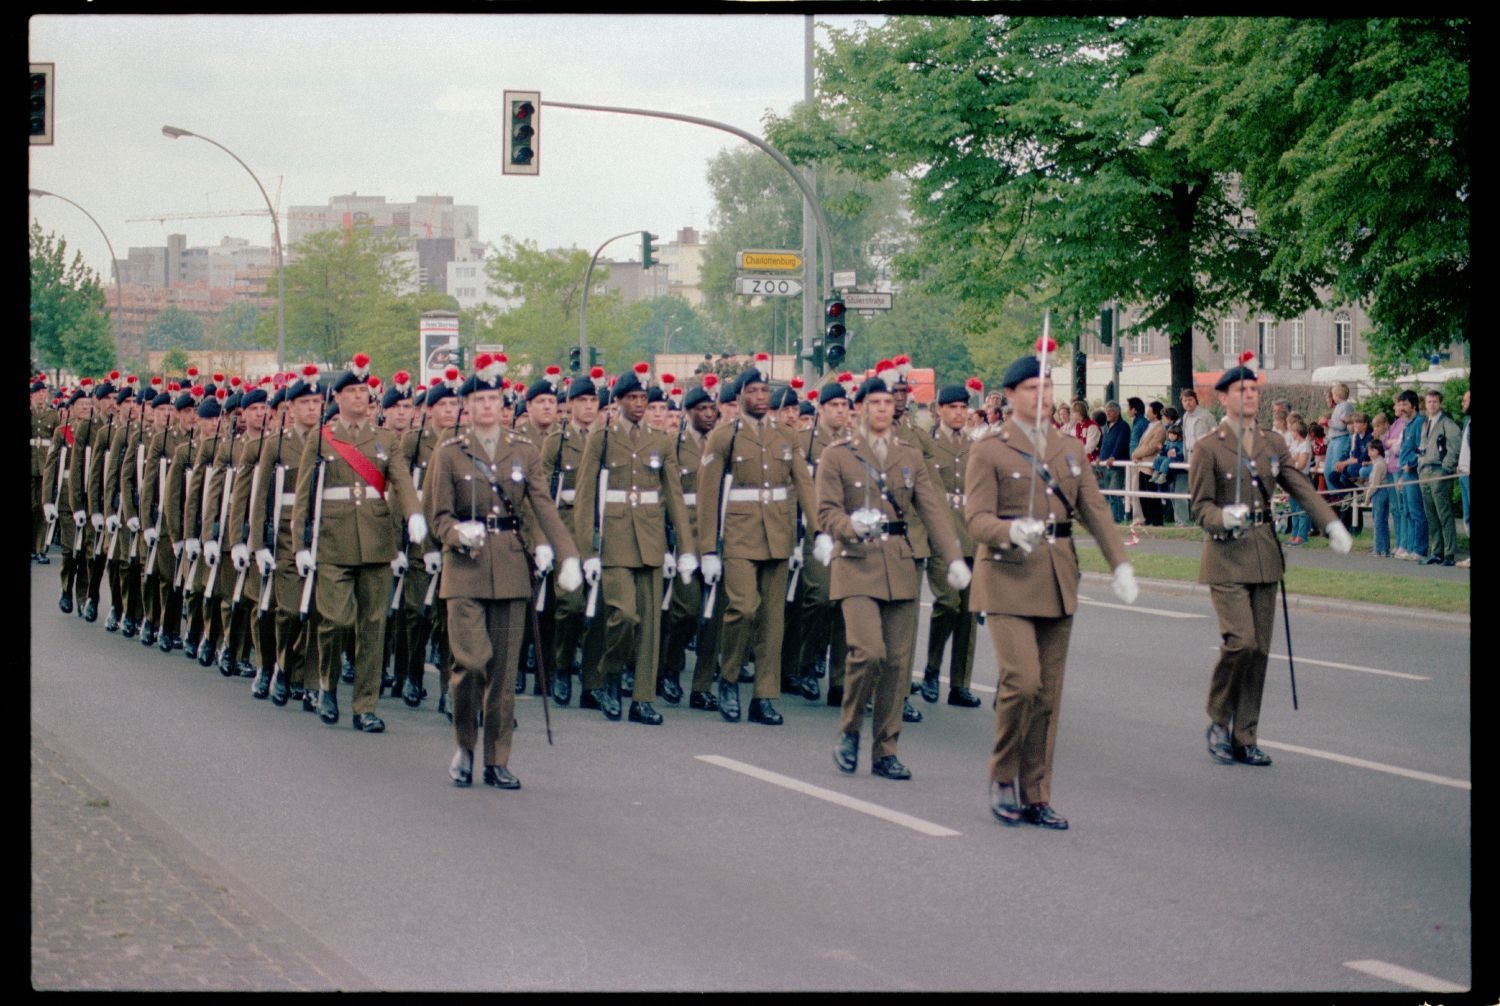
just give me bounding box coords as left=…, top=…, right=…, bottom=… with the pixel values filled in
left=161, top=125, right=286, bottom=370
left=663, top=324, right=683, bottom=355
left=29, top=187, right=127, bottom=362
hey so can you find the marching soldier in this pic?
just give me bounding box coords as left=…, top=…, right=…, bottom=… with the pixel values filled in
left=223, top=381, right=276, bottom=689
left=376, top=372, right=418, bottom=696
left=426, top=353, right=583, bottom=789
left=123, top=378, right=172, bottom=645
left=81, top=373, right=123, bottom=624
left=292, top=353, right=425, bottom=733
left=100, top=377, right=143, bottom=636
left=819, top=369, right=970, bottom=779
left=915, top=379, right=987, bottom=708
left=1193, top=358, right=1348, bottom=767
left=32, top=375, right=58, bottom=563
left=181, top=385, right=231, bottom=665
left=571, top=362, right=697, bottom=724
left=42, top=386, right=83, bottom=610
left=965, top=350, right=1139, bottom=830
left=147, top=383, right=200, bottom=652
left=886, top=357, right=932, bottom=726
left=695, top=356, right=818, bottom=725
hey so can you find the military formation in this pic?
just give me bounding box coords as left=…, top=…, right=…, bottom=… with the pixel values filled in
left=32, top=345, right=1348, bottom=827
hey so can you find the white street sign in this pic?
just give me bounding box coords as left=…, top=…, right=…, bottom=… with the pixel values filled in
left=832, top=270, right=857, bottom=289
left=844, top=291, right=894, bottom=311
left=735, top=275, right=804, bottom=297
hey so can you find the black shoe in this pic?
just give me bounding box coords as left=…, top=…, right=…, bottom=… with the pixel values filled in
left=58, top=593, right=73, bottom=614
left=482, top=765, right=521, bottom=790
left=1442, top=557, right=1455, bottom=567
left=902, top=698, right=923, bottom=723
left=82, top=599, right=98, bottom=623
left=403, top=678, right=423, bottom=708
left=657, top=674, right=683, bottom=705
left=182, top=636, right=200, bottom=661
left=270, top=669, right=289, bottom=706
left=871, top=755, right=911, bottom=780
left=919, top=668, right=941, bottom=704
left=159, top=631, right=175, bottom=653
left=36, top=553, right=50, bottom=565
left=352, top=712, right=385, bottom=733
left=341, top=656, right=355, bottom=683
left=121, top=615, right=138, bottom=638
left=1231, top=744, right=1272, bottom=766
left=104, top=608, right=120, bottom=633
left=552, top=671, right=573, bottom=706
left=199, top=639, right=217, bottom=668
left=738, top=663, right=755, bottom=684
left=628, top=701, right=663, bottom=725
left=798, top=673, right=821, bottom=702
left=579, top=689, right=601, bottom=710
left=139, top=621, right=157, bottom=646
left=318, top=689, right=339, bottom=725
left=587, top=688, right=621, bottom=721
left=217, top=648, right=236, bottom=676
left=990, top=781, right=1024, bottom=825
left=826, top=685, right=844, bottom=707
left=171, top=634, right=186, bottom=650
left=718, top=679, right=741, bottom=722
left=947, top=687, right=981, bottom=708
left=301, top=688, right=318, bottom=713
left=449, top=748, right=473, bottom=787
left=621, top=668, right=635, bottom=695
left=747, top=698, right=783, bottom=725
left=834, top=732, right=858, bottom=774
left=1023, top=802, right=1068, bottom=829
left=238, top=661, right=257, bottom=678
left=1423, top=555, right=1443, bottom=565
left=289, top=683, right=305, bottom=702
left=688, top=690, right=720, bottom=712
left=381, top=670, right=395, bottom=695
left=1206, top=722, right=1234, bottom=763
left=251, top=668, right=271, bottom=699
left=811, top=655, right=826, bottom=679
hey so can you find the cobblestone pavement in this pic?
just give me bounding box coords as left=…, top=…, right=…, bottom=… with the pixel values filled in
left=31, top=724, right=364, bottom=991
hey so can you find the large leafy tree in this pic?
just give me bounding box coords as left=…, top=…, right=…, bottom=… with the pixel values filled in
left=767, top=16, right=1320, bottom=400
left=271, top=223, right=413, bottom=367
left=146, top=305, right=205, bottom=350
left=30, top=222, right=116, bottom=375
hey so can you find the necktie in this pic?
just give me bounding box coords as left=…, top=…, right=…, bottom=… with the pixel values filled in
left=872, top=436, right=887, bottom=466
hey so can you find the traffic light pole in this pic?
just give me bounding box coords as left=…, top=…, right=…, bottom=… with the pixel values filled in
left=579, top=230, right=649, bottom=363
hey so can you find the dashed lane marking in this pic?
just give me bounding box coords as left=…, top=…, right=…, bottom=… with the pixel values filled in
left=1259, top=741, right=1470, bottom=790
left=1204, top=646, right=1430, bottom=681
left=1342, top=959, right=1466, bottom=992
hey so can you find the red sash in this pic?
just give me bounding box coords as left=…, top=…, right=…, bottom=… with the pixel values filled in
left=321, top=426, right=386, bottom=498
left=62, top=425, right=74, bottom=446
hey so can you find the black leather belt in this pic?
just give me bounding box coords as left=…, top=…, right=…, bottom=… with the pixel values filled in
left=1046, top=521, right=1073, bottom=538
left=879, top=520, right=908, bottom=537
left=481, top=514, right=519, bottom=532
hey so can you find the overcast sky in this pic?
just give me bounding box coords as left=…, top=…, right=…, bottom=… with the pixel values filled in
left=28, top=12, right=877, bottom=280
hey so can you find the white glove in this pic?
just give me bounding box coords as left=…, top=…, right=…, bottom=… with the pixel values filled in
left=787, top=549, right=804, bottom=576
left=1008, top=518, right=1046, bottom=555
left=144, top=527, right=160, bottom=548
left=171, top=540, right=183, bottom=559
left=126, top=516, right=141, bottom=533
left=850, top=508, right=882, bottom=541
left=1112, top=562, right=1139, bottom=604
left=582, top=556, right=602, bottom=585
left=423, top=551, right=441, bottom=575
left=700, top=553, right=722, bottom=585
left=457, top=521, right=486, bottom=551
left=255, top=548, right=275, bottom=577
left=677, top=552, right=698, bottom=583
left=390, top=552, right=408, bottom=575
left=407, top=512, right=428, bottom=544
left=295, top=549, right=315, bottom=577
left=184, top=538, right=201, bottom=563
left=204, top=540, right=220, bottom=567
left=231, top=543, right=250, bottom=571
left=43, top=502, right=58, bottom=523
left=1325, top=521, right=1353, bottom=555
left=661, top=552, right=677, bottom=581
left=557, top=556, right=583, bottom=593
left=813, top=533, right=834, bottom=566
left=91, top=512, right=104, bottom=531
left=534, top=544, right=555, bottom=574
left=73, top=509, right=86, bottom=527
left=1221, top=503, right=1250, bottom=530
left=105, top=514, right=121, bottom=534
left=946, top=559, right=972, bottom=591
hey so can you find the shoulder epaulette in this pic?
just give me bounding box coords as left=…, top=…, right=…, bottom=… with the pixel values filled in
left=438, top=434, right=467, bottom=450
left=508, top=433, right=533, bottom=446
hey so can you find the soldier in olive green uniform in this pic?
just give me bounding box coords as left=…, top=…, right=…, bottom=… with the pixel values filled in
left=42, top=389, right=83, bottom=609
left=123, top=380, right=173, bottom=642
left=427, top=355, right=582, bottom=789
left=31, top=377, right=58, bottom=562
left=144, top=386, right=199, bottom=651
left=223, top=383, right=277, bottom=688
left=80, top=376, right=122, bottom=623
left=181, top=387, right=232, bottom=664
left=100, top=379, right=144, bottom=635
left=572, top=364, right=696, bottom=724
left=291, top=354, right=424, bottom=733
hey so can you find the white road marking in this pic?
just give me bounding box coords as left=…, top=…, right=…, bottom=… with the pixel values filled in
left=1079, top=595, right=1206, bottom=618
left=1204, top=647, right=1430, bottom=681
left=695, top=755, right=962, bottom=837
left=1342, top=959, right=1467, bottom=992
left=1259, top=741, right=1470, bottom=790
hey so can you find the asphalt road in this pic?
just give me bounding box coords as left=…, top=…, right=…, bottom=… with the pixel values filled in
left=29, top=565, right=1473, bottom=993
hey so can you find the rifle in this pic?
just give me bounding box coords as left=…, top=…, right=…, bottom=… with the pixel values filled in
left=76, top=409, right=96, bottom=559
left=89, top=408, right=115, bottom=561
left=423, top=403, right=467, bottom=622
left=467, top=450, right=553, bottom=745
left=144, top=443, right=167, bottom=584
left=44, top=437, right=68, bottom=552
left=228, top=419, right=270, bottom=628
left=298, top=406, right=328, bottom=622
left=104, top=413, right=131, bottom=562
left=170, top=422, right=197, bottom=601
left=206, top=421, right=239, bottom=598
left=701, top=418, right=740, bottom=625
left=583, top=424, right=610, bottom=627
left=258, top=408, right=289, bottom=614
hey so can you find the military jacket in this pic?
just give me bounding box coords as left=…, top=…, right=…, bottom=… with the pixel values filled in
left=669, top=423, right=709, bottom=542
left=572, top=418, right=693, bottom=568
left=1189, top=421, right=1336, bottom=586
left=65, top=413, right=99, bottom=516
left=924, top=422, right=976, bottom=557
left=248, top=423, right=315, bottom=555
left=965, top=419, right=1126, bottom=618
left=291, top=420, right=421, bottom=567
left=140, top=426, right=189, bottom=542
left=32, top=405, right=58, bottom=478
left=891, top=416, right=933, bottom=558
left=816, top=432, right=961, bottom=602
left=426, top=430, right=579, bottom=600
left=42, top=422, right=75, bottom=548
left=695, top=414, right=818, bottom=561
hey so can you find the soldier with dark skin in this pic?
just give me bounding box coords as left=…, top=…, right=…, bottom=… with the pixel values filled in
left=425, top=354, right=583, bottom=789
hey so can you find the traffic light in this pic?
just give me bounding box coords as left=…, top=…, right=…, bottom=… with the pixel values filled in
left=824, top=296, right=847, bottom=367
left=502, top=90, right=539, bottom=176
left=1073, top=349, right=1088, bottom=402
left=568, top=346, right=582, bottom=373
left=1099, top=307, right=1113, bottom=347
left=800, top=341, right=824, bottom=372
left=30, top=64, right=53, bottom=145
left=641, top=231, right=660, bottom=270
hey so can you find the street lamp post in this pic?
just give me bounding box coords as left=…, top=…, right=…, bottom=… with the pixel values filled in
left=161, top=125, right=286, bottom=371
left=663, top=324, right=682, bottom=356
left=29, top=188, right=127, bottom=363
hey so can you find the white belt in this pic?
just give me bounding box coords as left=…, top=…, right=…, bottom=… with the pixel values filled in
left=279, top=493, right=297, bottom=506
left=322, top=484, right=384, bottom=502
left=31, top=438, right=50, bottom=449
left=728, top=486, right=787, bottom=502
left=682, top=492, right=697, bottom=507
left=560, top=489, right=576, bottom=504
left=604, top=489, right=658, bottom=505
left=947, top=491, right=965, bottom=507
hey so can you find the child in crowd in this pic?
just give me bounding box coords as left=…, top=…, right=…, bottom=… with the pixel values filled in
left=1153, top=422, right=1184, bottom=485
left=1364, top=439, right=1392, bottom=557
left=1286, top=417, right=1313, bottom=544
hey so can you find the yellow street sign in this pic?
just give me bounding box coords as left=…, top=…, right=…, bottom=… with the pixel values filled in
left=738, top=250, right=803, bottom=271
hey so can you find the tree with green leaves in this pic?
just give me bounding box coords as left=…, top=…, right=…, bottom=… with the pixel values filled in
left=273, top=223, right=413, bottom=367
left=146, top=305, right=205, bottom=350
left=30, top=222, right=116, bottom=376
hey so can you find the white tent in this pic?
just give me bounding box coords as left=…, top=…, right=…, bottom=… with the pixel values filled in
left=1311, top=363, right=1467, bottom=391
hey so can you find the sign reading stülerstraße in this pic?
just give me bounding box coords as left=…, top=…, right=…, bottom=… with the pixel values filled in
left=844, top=291, right=894, bottom=311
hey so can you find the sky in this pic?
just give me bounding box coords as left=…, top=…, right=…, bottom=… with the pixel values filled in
left=28, top=12, right=878, bottom=281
